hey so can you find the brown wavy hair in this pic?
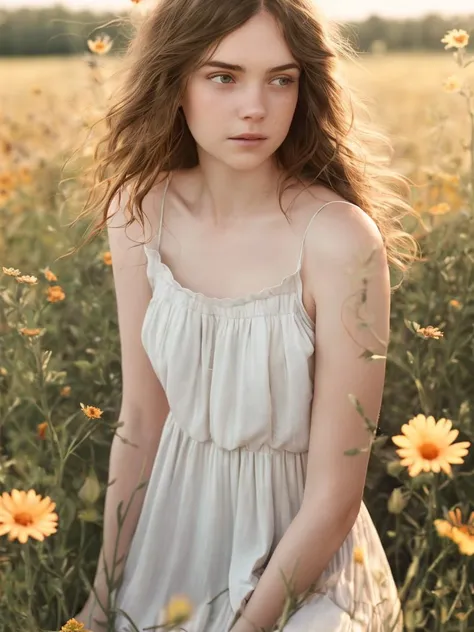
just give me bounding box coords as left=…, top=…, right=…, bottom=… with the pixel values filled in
left=68, top=0, right=421, bottom=287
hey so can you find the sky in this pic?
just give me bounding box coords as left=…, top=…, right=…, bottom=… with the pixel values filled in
left=1, top=0, right=473, bottom=21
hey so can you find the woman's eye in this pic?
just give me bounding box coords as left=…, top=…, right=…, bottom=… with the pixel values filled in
left=210, top=74, right=234, bottom=84
left=273, top=77, right=294, bottom=87
left=209, top=75, right=295, bottom=86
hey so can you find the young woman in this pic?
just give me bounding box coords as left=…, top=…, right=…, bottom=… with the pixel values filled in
left=75, top=0, right=419, bottom=630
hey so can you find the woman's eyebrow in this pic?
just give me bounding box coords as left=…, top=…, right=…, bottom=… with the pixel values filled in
left=202, top=61, right=301, bottom=72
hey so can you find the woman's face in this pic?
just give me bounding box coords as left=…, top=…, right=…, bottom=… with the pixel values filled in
left=181, top=10, right=301, bottom=171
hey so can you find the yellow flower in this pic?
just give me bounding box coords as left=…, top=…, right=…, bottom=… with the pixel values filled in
left=353, top=546, right=364, bottom=565
left=44, top=267, right=58, bottom=282
left=437, top=172, right=460, bottom=186
left=61, top=619, right=90, bottom=632
left=434, top=508, right=474, bottom=556
left=103, top=251, right=112, bottom=266
left=443, top=75, right=463, bottom=93
left=80, top=403, right=103, bottom=419
left=2, top=267, right=21, bottom=277
left=441, top=29, right=470, bottom=50
left=427, top=202, right=451, bottom=215
left=0, top=489, right=58, bottom=543
left=47, top=285, right=66, bottom=302
left=87, top=35, right=113, bottom=55
left=434, top=517, right=453, bottom=538
left=162, top=595, right=193, bottom=626
left=15, top=275, right=38, bottom=285
left=455, top=527, right=474, bottom=556
left=417, top=325, right=444, bottom=340
left=392, top=414, right=470, bottom=477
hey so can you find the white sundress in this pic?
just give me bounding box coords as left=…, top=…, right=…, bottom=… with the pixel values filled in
left=113, top=174, right=403, bottom=632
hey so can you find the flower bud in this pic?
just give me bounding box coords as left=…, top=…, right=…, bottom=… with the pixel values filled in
left=388, top=487, right=408, bottom=514
left=78, top=471, right=101, bottom=505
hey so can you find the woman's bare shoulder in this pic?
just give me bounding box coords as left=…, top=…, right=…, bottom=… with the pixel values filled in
left=134, top=171, right=177, bottom=241
left=302, top=181, right=350, bottom=207
left=287, top=180, right=350, bottom=230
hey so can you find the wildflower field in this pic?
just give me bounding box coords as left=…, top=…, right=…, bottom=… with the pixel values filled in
left=1, top=21, right=474, bottom=632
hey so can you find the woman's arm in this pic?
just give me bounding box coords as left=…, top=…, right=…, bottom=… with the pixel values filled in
left=231, top=203, right=391, bottom=632
left=82, top=188, right=170, bottom=617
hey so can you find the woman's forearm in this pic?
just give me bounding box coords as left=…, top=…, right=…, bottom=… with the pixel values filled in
left=89, top=414, right=165, bottom=606
left=232, top=502, right=358, bottom=632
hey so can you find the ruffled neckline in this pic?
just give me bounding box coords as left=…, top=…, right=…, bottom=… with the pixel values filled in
left=143, top=241, right=302, bottom=308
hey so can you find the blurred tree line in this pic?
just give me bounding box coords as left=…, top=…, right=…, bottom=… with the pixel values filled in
left=0, top=6, right=473, bottom=56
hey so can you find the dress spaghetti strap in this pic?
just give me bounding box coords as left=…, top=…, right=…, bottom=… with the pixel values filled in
left=156, top=172, right=173, bottom=252
left=156, top=174, right=350, bottom=274
left=296, top=199, right=353, bottom=272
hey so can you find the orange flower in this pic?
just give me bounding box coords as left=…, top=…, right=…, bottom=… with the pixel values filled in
left=44, top=267, right=58, bottom=282
left=103, top=251, right=112, bottom=266
left=0, top=489, right=58, bottom=543
left=37, top=421, right=48, bottom=439
left=80, top=403, right=103, bottom=419
left=47, top=285, right=66, bottom=302
left=392, top=414, right=470, bottom=477
left=427, top=202, right=451, bottom=216
left=455, top=525, right=474, bottom=556
left=417, top=325, right=443, bottom=340
left=434, top=508, right=474, bottom=556
left=0, top=172, right=14, bottom=190
left=449, top=299, right=462, bottom=309
left=19, top=327, right=43, bottom=337
left=60, top=385, right=71, bottom=397
left=61, top=619, right=91, bottom=631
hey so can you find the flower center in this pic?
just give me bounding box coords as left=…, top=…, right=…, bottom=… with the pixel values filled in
left=419, top=442, right=440, bottom=460
left=14, top=512, right=34, bottom=527
left=457, top=525, right=473, bottom=537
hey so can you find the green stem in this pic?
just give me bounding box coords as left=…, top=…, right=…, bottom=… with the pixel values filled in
left=469, top=93, right=474, bottom=213
left=34, top=348, right=64, bottom=485
left=23, top=543, right=35, bottom=622
left=445, top=564, right=467, bottom=623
